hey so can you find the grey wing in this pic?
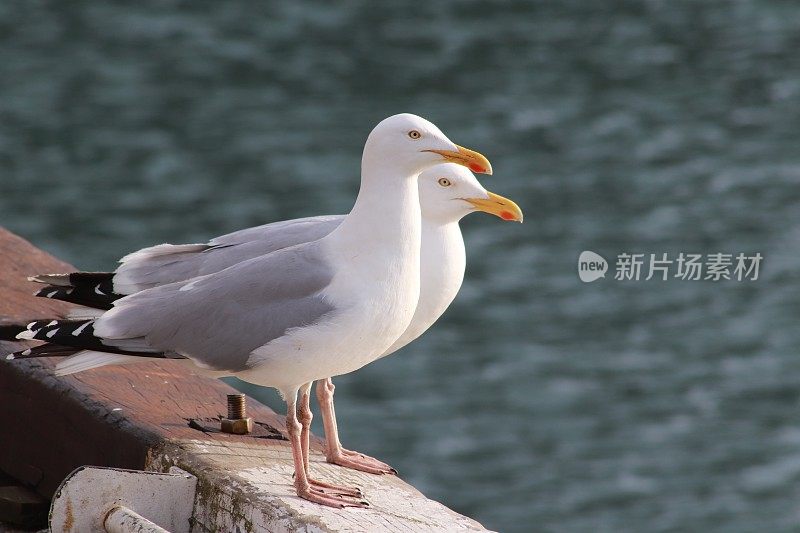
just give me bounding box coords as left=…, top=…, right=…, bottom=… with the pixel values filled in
left=113, top=215, right=343, bottom=294
left=96, top=240, right=337, bottom=373
left=210, top=215, right=343, bottom=248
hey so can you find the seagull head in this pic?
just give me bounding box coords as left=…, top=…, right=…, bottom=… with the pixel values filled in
left=363, top=113, right=493, bottom=177
left=419, top=164, right=523, bottom=224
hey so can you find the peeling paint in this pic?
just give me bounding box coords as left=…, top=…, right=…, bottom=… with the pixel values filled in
left=143, top=439, right=492, bottom=532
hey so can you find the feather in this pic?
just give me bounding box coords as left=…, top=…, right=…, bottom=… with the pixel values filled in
left=55, top=350, right=142, bottom=375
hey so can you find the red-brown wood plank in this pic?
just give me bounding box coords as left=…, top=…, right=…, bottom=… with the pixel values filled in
left=0, top=228, right=288, bottom=498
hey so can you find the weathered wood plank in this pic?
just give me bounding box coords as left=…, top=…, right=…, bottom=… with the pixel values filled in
left=0, top=228, right=491, bottom=532
left=0, top=229, right=287, bottom=495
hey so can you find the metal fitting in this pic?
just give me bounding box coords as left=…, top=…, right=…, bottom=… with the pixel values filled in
left=221, top=393, right=253, bottom=435
left=104, top=505, right=169, bottom=533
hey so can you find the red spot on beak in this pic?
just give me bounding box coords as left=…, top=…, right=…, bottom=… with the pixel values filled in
left=500, top=211, right=516, bottom=221
left=468, top=162, right=485, bottom=173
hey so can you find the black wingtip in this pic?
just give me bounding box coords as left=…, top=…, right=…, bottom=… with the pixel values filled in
left=35, top=286, right=64, bottom=298
left=7, top=344, right=79, bottom=360
left=34, top=284, right=117, bottom=310
left=0, top=323, right=27, bottom=341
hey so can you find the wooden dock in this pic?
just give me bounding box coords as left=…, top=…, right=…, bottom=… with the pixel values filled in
left=0, top=228, right=492, bottom=532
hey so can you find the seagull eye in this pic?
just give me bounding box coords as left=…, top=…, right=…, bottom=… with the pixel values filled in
left=438, top=178, right=451, bottom=187
left=408, top=130, right=422, bottom=140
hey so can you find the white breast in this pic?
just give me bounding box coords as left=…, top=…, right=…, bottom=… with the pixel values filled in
left=380, top=221, right=465, bottom=357
left=240, top=221, right=422, bottom=393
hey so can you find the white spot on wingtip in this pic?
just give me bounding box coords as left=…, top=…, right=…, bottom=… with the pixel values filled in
left=47, top=290, right=58, bottom=298
left=46, top=320, right=58, bottom=327
left=72, top=321, right=91, bottom=336
left=94, top=284, right=105, bottom=295
left=16, top=331, right=35, bottom=340
left=6, top=354, right=14, bottom=360
left=21, top=349, right=31, bottom=356
left=45, top=329, right=58, bottom=338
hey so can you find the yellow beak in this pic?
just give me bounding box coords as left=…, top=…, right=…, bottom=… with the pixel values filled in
left=424, top=145, right=493, bottom=175
left=464, top=191, right=524, bottom=222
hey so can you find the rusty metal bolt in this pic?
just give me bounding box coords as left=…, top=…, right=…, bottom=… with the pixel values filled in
left=220, top=418, right=253, bottom=435
left=221, top=393, right=253, bottom=435
left=227, top=393, right=247, bottom=419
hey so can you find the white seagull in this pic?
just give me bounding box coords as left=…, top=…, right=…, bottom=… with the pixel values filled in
left=8, top=113, right=493, bottom=508
left=24, top=164, right=523, bottom=475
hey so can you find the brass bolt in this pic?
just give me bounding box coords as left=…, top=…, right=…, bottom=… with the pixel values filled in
left=227, top=393, right=246, bottom=419
left=221, top=393, right=253, bottom=435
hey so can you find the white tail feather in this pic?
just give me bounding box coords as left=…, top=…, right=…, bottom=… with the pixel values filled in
left=103, top=337, right=161, bottom=353
left=28, top=273, right=72, bottom=286
left=55, top=351, right=143, bottom=376
left=67, top=307, right=105, bottom=320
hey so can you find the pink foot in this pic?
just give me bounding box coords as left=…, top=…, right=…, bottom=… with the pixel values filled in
left=297, top=483, right=369, bottom=509
left=327, top=447, right=397, bottom=475
left=309, top=477, right=363, bottom=498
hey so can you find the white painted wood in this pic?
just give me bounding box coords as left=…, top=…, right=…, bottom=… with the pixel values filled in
left=150, top=439, right=493, bottom=533
left=49, top=467, right=197, bottom=533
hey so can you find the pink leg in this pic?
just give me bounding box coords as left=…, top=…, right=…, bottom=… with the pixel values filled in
left=316, top=378, right=397, bottom=475
left=298, top=385, right=313, bottom=473
left=297, top=383, right=363, bottom=498
left=285, top=388, right=368, bottom=508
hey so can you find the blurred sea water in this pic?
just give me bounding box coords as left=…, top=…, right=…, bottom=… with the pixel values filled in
left=2, top=2, right=800, bottom=531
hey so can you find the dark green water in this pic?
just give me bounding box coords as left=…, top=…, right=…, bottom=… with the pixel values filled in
left=3, top=2, right=800, bottom=531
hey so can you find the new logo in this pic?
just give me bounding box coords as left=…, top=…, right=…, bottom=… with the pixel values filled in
left=578, top=251, right=608, bottom=282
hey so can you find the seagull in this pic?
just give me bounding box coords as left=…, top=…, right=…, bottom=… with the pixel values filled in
left=21, top=164, right=523, bottom=475
left=5, top=113, right=493, bottom=508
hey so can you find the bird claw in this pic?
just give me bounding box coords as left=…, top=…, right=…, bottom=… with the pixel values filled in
left=309, top=477, right=363, bottom=498
left=298, top=485, right=370, bottom=508
left=327, top=448, right=397, bottom=475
